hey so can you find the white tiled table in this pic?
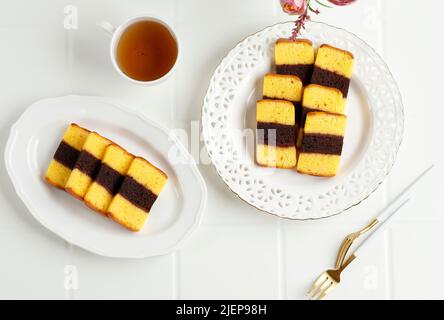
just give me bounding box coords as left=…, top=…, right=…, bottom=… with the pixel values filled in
left=0, top=0, right=442, bottom=300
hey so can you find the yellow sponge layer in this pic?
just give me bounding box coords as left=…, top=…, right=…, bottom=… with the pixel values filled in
left=45, top=124, right=89, bottom=189
left=256, top=144, right=296, bottom=168
left=45, top=160, right=72, bottom=189
left=82, top=132, right=113, bottom=159
left=315, top=44, right=354, bottom=78
left=63, top=123, right=90, bottom=150
left=257, top=100, right=295, bottom=125
left=65, top=169, right=92, bottom=200
left=84, top=183, right=112, bottom=214
left=297, top=153, right=341, bottom=177
left=302, top=84, right=345, bottom=114
left=275, top=39, right=315, bottom=65
left=263, top=73, right=303, bottom=102
left=103, top=145, right=134, bottom=174
left=108, top=194, right=149, bottom=232
left=304, top=112, right=347, bottom=136
left=127, top=157, right=168, bottom=196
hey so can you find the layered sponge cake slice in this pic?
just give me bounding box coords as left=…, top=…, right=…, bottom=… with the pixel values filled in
left=45, top=124, right=89, bottom=189
left=297, top=112, right=347, bottom=177
left=311, top=44, right=354, bottom=99
left=65, top=132, right=112, bottom=200
left=263, top=73, right=303, bottom=103
left=301, top=84, right=345, bottom=124
left=84, top=144, right=134, bottom=215
left=256, top=99, right=297, bottom=168
left=107, top=157, right=168, bottom=232
left=298, top=84, right=345, bottom=147
left=275, top=39, right=315, bottom=86
left=263, top=73, right=303, bottom=131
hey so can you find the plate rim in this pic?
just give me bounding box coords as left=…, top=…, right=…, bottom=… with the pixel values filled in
left=4, top=94, right=207, bottom=258
left=201, top=20, right=404, bottom=220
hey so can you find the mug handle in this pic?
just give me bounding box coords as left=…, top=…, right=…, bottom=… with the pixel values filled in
left=97, top=21, right=115, bottom=36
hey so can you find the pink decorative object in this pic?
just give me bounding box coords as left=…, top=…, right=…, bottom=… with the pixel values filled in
left=280, top=0, right=307, bottom=15
left=328, top=0, right=356, bottom=6
left=280, top=0, right=357, bottom=39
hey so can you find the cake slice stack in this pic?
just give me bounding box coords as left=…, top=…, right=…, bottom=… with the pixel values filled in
left=298, top=84, right=345, bottom=147
left=263, top=73, right=303, bottom=132
left=296, top=44, right=354, bottom=176
left=45, top=124, right=168, bottom=232
left=254, top=40, right=354, bottom=176
left=255, top=57, right=306, bottom=168
left=256, top=100, right=297, bottom=168
left=297, top=112, right=347, bottom=177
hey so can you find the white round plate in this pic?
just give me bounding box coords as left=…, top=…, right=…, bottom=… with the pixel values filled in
left=202, top=21, right=404, bottom=220
left=5, top=95, right=207, bottom=258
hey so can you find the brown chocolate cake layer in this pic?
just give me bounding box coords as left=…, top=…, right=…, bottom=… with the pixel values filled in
left=311, top=67, right=350, bottom=97
left=300, top=134, right=344, bottom=155
left=276, top=64, right=313, bottom=86
left=118, top=176, right=158, bottom=212
left=74, top=151, right=101, bottom=178
left=94, top=163, right=125, bottom=195
left=53, top=141, right=80, bottom=169
left=257, top=122, right=296, bottom=147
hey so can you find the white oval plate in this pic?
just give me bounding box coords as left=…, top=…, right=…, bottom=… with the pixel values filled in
left=5, top=95, right=207, bottom=258
left=202, top=21, right=404, bottom=220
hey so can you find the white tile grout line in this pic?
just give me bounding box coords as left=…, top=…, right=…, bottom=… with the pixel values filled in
left=172, top=251, right=180, bottom=299
left=64, top=241, right=75, bottom=300
left=379, top=0, right=389, bottom=60
left=379, top=0, right=395, bottom=301
left=386, top=228, right=395, bottom=299
left=66, top=19, right=75, bottom=300
left=171, top=1, right=179, bottom=301
left=171, top=1, right=178, bottom=124
left=377, top=0, right=385, bottom=55
left=277, top=218, right=286, bottom=299
left=272, top=0, right=281, bottom=17
left=381, top=184, right=393, bottom=300
left=66, top=25, right=74, bottom=88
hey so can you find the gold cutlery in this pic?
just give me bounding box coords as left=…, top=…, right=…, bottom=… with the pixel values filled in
left=307, top=165, right=434, bottom=300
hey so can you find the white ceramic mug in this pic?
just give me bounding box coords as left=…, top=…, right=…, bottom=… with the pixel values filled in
left=97, top=16, right=180, bottom=85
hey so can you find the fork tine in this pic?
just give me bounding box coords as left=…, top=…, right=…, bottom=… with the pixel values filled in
left=312, top=278, right=333, bottom=300
left=310, top=276, right=329, bottom=300
left=313, top=277, right=331, bottom=300
left=306, top=273, right=328, bottom=298
left=316, top=281, right=335, bottom=300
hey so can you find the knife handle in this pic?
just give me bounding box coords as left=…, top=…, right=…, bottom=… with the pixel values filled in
left=353, top=198, right=410, bottom=257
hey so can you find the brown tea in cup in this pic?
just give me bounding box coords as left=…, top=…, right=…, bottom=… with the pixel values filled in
left=116, top=20, right=178, bottom=82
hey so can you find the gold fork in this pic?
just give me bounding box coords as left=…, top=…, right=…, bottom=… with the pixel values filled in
left=306, top=165, right=433, bottom=300
left=307, top=200, right=409, bottom=300
left=306, top=253, right=356, bottom=300
left=306, top=217, right=381, bottom=300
